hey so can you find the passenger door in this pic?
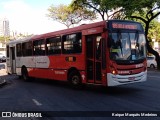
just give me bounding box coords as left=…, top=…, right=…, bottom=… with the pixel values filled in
left=10, top=47, right=16, bottom=74
left=86, top=34, right=102, bottom=83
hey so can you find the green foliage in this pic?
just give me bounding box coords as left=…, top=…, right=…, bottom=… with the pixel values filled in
left=119, top=1, right=160, bottom=42
left=71, top=0, right=122, bottom=20
left=0, top=36, right=10, bottom=42
left=118, top=0, right=159, bottom=21
left=148, top=20, right=160, bottom=42
left=71, top=0, right=160, bottom=67
left=71, top=0, right=160, bottom=22
left=47, top=4, right=96, bottom=28
left=116, top=0, right=160, bottom=69
left=71, top=0, right=160, bottom=38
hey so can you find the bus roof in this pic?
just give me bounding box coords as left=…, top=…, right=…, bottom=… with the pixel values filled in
left=7, top=20, right=143, bottom=45
left=31, top=20, right=143, bottom=40
left=6, top=35, right=36, bottom=45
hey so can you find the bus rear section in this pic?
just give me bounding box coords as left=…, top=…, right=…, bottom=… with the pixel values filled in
left=6, top=20, right=147, bottom=87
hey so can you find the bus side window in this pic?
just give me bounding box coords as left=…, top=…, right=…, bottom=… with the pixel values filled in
left=22, top=41, right=32, bottom=56
left=62, top=32, right=82, bottom=54
left=33, top=39, right=45, bottom=56
left=16, top=43, right=22, bottom=57
left=46, top=36, right=61, bottom=55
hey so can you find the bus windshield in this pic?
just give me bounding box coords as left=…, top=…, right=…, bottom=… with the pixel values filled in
left=110, top=32, right=146, bottom=61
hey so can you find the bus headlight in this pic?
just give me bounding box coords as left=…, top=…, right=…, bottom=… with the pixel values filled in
left=110, top=66, right=117, bottom=75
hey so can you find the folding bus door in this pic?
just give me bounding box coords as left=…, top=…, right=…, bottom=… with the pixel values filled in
left=86, top=34, right=102, bottom=84
left=10, top=47, right=16, bottom=74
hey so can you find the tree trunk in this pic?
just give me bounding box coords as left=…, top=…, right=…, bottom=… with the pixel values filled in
left=146, top=42, right=160, bottom=69
left=145, top=22, right=160, bottom=70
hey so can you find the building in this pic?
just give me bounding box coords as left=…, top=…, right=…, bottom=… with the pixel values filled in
left=0, top=18, right=10, bottom=37
left=0, top=42, right=6, bottom=55
left=0, top=17, right=9, bottom=55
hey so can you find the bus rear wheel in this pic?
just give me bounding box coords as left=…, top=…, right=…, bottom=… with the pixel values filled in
left=22, top=67, right=29, bottom=81
left=68, top=71, right=82, bottom=88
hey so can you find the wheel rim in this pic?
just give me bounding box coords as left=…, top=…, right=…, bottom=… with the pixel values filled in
left=71, top=75, right=80, bottom=85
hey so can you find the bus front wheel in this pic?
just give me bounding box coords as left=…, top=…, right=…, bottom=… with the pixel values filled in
left=68, top=71, right=82, bottom=88
left=22, top=67, right=29, bottom=81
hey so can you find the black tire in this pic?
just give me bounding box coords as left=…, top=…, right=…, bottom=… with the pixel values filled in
left=18, top=75, right=22, bottom=79
left=68, top=71, right=82, bottom=88
left=150, top=64, right=155, bottom=69
left=22, top=67, right=29, bottom=81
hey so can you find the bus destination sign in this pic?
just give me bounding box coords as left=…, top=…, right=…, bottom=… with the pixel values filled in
left=112, top=23, right=137, bottom=30
left=108, top=20, right=143, bottom=31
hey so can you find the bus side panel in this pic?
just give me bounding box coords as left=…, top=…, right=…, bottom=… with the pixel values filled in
left=28, top=68, right=67, bottom=81
left=48, top=54, right=85, bottom=81
left=16, top=57, right=22, bottom=76
left=48, top=55, right=85, bottom=70
left=49, top=54, right=84, bottom=67
left=20, top=57, right=36, bottom=68
left=17, top=56, right=35, bottom=76
left=26, top=56, right=68, bottom=81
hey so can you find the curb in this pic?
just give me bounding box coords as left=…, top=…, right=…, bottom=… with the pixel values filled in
left=0, top=79, right=7, bottom=87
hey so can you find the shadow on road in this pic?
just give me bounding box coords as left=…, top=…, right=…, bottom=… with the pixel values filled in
left=0, top=66, right=142, bottom=96
left=19, top=77, right=142, bottom=96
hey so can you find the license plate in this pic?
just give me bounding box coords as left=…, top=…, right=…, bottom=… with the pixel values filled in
left=128, top=77, right=135, bottom=80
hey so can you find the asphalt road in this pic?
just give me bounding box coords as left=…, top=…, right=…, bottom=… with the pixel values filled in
left=0, top=68, right=160, bottom=120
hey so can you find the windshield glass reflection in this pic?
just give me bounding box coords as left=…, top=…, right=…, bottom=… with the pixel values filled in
left=110, top=32, right=146, bottom=60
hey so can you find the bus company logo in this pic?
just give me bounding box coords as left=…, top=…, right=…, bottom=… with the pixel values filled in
left=136, top=63, right=143, bottom=68
left=55, top=71, right=65, bottom=75
left=118, top=70, right=129, bottom=74
left=88, top=29, right=97, bottom=33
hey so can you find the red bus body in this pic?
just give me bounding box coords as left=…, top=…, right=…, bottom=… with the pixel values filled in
left=6, top=20, right=147, bottom=87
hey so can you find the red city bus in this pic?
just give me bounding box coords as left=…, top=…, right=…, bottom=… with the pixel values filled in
left=6, top=20, right=147, bottom=87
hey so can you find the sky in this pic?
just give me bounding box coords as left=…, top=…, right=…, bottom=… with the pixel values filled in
left=0, top=0, right=72, bottom=35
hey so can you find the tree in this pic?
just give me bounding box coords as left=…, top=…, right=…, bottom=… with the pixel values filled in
left=118, top=0, right=160, bottom=69
left=71, top=0, right=122, bottom=20
left=148, top=20, right=160, bottom=42
left=72, top=0, right=160, bottom=69
left=0, top=36, right=10, bottom=43
left=47, top=4, right=96, bottom=28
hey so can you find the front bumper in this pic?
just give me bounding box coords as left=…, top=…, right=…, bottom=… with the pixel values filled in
left=107, top=70, right=147, bottom=86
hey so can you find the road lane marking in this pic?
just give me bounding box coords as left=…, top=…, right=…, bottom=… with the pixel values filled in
left=32, top=99, right=42, bottom=106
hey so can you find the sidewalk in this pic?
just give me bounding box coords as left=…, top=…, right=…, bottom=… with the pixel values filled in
left=0, top=69, right=7, bottom=86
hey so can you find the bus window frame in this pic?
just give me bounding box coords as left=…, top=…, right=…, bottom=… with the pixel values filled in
left=33, top=39, right=46, bottom=56
left=62, top=32, right=82, bottom=54
left=16, top=43, right=22, bottom=57
left=46, top=36, right=62, bottom=55
left=22, top=41, right=33, bottom=57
